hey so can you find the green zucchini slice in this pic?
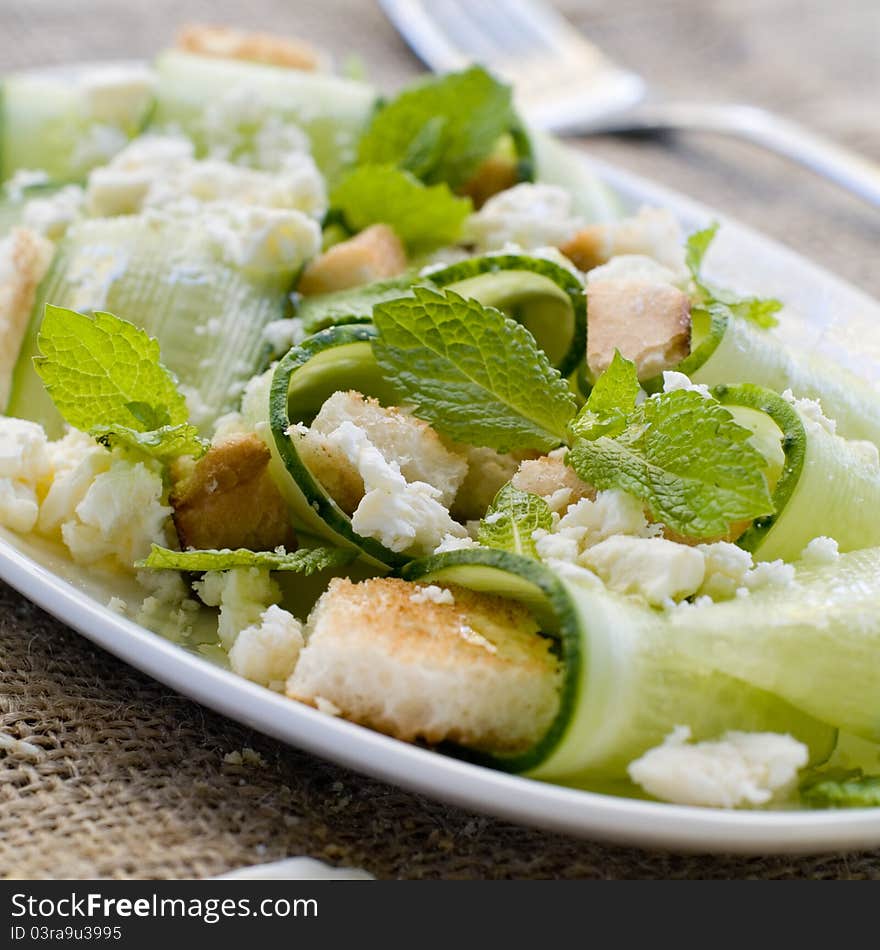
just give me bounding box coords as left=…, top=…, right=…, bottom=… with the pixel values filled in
left=6, top=213, right=293, bottom=434
left=266, top=323, right=406, bottom=570
left=643, top=305, right=880, bottom=448
left=715, top=384, right=880, bottom=561
left=425, top=253, right=587, bottom=377
left=403, top=548, right=837, bottom=783
left=149, top=51, right=376, bottom=183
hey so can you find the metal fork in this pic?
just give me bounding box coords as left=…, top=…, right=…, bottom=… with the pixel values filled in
left=379, top=0, right=880, bottom=208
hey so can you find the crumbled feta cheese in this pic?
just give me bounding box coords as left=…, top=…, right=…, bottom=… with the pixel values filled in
left=409, top=585, right=455, bottom=605
left=20, top=185, right=85, bottom=239
left=573, top=206, right=687, bottom=277
left=661, top=370, right=711, bottom=399
left=581, top=535, right=705, bottom=606
left=107, top=596, right=128, bottom=615
left=465, top=183, right=583, bottom=252
left=585, top=253, right=683, bottom=287
left=432, top=533, right=480, bottom=554
left=204, top=204, right=320, bottom=276
left=37, top=430, right=112, bottom=537
left=229, top=604, right=304, bottom=690
left=326, top=421, right=467, bottom=555
left=627, top=725, right=808, bottom=808
left=59, top=457, right=171, bottom=569
left=194, top=566, right=281, bottom=651
left=696, top=541, right=754, bottom=600
left=558, top=490, right=655, bottom=549
left=0, top=418, right=51, bottom=533
left=262, top=317, right=307, bottom=355
left=80, top=65, right=154, bottom=125
left=800, top=536, right=840, bottom=564
left=87, top=134, right=326, bottom=220
left=743, top=558, right=796, bottom=591
left=781, top=389, right=836, bottom=435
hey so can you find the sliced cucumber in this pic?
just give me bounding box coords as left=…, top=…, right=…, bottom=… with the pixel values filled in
left=403, top=548, right=836, bottom=781
left=425, top=254, right=587, bottom=377
left=669, top=546, right=880, bottom=743
left=6, top=213, right=292, bottom=435
left=643, top=306, right=880, bottom=448
left=294, top=254, right=586, bottom=376
left=150, top=51, right=376, bottom=183
left=716, top=384, right=880, bottom=561
left=1, top=64, right=154, bottom=183
left=265, top=324, right=404, bottom=570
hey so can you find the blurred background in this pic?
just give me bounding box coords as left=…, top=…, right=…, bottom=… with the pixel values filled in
left=2, top=0, right=877, bottom=295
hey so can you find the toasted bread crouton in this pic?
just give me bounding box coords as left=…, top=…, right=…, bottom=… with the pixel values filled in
left=295, top=391, right=467, bottom=513
left=586, top=279, right=691, bottom=381
left=451, top=445, right=538, bottom=521
left=176, top=24, right=325, bottom=71
left=0, top=228, right=53, bottom=409
left=298, top=225, right=407, bottom=296
left=287, top=577, right=561, bottom=752
left=458, top=154, right=520, bottom=209
left=511, top=456, right=595, bottom=513
left=559, top=207, right=685, bottom=274
left=171, top=432, right=293, bottom=550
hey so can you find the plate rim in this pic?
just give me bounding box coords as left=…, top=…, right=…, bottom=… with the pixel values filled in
left=3, top=69, right=880, bottom=855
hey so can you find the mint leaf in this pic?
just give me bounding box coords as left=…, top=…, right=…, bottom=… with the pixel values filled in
left=294, top=273, right=420, bottom=333
left=567, top=389, right=774, bottom=538
left=372, top=287, right=577, bottom=452
left=330, top=165, right=471, bottom=253
left=801, top=769, right=880, bottom=808
left=569, top=350, right=639, bottom=440
left=138, top=545, right=356, bottom=573
left=357, top=66, right=516, bottom=187
left=686, top=223, right=782, bottom=329
left=477, top=483, right=553, bottom=558
left=92, top=423, right=206, bottom=463
left=35, top=305, right=206, bottom=460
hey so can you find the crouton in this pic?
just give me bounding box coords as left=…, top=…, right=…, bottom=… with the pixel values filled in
left=511, top=456, right=595, bottom=512
left=295, top=391, right=467, bottom=513
left=170, top=432, right=294, bottom=551
left=450, top=445, right=527, bottom=521
left=176, top=24, right=324, bottom=71
left=287, top=577, right=561, bottom=753
left=458, top=154, right=520, bottom=209
left=0, top=228, right=54, bottom=409
left=298, top=225, right=407, bottom=296
left=586, top=279, right=691, bottom=381
left=559, top=206, right=686, bottom=275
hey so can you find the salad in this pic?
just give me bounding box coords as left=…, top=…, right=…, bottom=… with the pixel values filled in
left=1, top=24, right=879, bottom=812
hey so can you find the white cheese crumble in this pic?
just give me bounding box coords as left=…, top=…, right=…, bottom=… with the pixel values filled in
left=80, top=65, right=155, bottom=125
left=627, top=725, right=808, bottom=808
left=194, top=567, right=281, bottom=652
left=696, top=541, right=754, bottom=600
left=781, top=389, right=836, bottom=435
left=464, top=183, right=583, bottom=252
left=432, top=533, right=480, bottom=554
left=324, top=420, right=467, bottom=555
left=0, top=418, right=52, bottom=534
left=409, top=585, right=455, bottom=606
left=262, top=317, right=306, bottom=354
left=3, top=169, right=50, bottom=202
left=582, top=206, right=688, bottom=278
left=20, top=185, right=85, bottom=240
left=800, top=536, right=840, bottom=564
left=228, top=604, right=305, bottom=691
left=661, top=370, right=711, bottom=399
left=581, top=535, right=706, bottom=607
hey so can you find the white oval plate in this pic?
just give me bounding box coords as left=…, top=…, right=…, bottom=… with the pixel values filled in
left=3, top=108, right=880, bottom=854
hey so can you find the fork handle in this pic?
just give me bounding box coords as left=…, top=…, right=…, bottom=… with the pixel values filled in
left=565, top=102, right=880, bottom=208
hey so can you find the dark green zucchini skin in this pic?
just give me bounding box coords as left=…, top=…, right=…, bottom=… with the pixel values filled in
left=402, top=548, right=583, bottom=775
left=269, top=323, right=410, bottom=569
left=712, top=383, right=806, bottom=555
left=426, top=253, right=587, bottom=378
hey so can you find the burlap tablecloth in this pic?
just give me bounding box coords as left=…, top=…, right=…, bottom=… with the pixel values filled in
left=1, top=0, right=878, bottom=880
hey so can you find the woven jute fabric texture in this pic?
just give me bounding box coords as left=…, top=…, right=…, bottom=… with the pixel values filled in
left=1, top=0, right=878, bottom=880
